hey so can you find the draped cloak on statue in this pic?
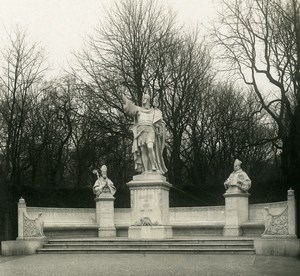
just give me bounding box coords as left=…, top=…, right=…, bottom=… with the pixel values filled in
left=124, top=99, right=167, bottom=174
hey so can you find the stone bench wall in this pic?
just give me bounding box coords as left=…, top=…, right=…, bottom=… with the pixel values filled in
left=5, top=190, right=296, bottom=257
left=249, top=201, right=287, bottom=221
left=25, top=201, right=287, bottom=229
left=26, top=207, right=97, bottom=228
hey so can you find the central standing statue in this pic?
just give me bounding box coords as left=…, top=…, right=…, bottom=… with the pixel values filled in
left=122, top=92, right=167, bottom=174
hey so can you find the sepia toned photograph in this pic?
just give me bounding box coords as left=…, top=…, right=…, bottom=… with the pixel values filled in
left=0, top=0, right=300, bottom=275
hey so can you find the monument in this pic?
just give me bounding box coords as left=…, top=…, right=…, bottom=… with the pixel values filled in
left=93, top=165, right=117, bottom=237
left=122, top=92, right=172, bottom=239
left=223, top=159, right=251, bottom=236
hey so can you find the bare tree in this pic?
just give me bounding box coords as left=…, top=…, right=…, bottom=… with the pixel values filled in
left=155, top=32, right=213, bottom=186
left=184, top=82, right=275, bottom=184
left=74, top=0, right=177, bottom=105
left=73, top=0, right=214, bottom=186
left=213, top=0, right=300, bottom=186
left=0, top=27, right=46, bottom=185
left=0, top=27, right=46, bottom=240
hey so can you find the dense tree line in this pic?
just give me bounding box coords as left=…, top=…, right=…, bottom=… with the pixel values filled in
left=1, top=0, right=296, bottom=241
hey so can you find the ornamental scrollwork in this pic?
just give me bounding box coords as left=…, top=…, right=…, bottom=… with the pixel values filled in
left=134, top=217, right=159, bottom=226
left=262, top=207, right=288, bottom=235
left=23, top=212, right=45, bottom=238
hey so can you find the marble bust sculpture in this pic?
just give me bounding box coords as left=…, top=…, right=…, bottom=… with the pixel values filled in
left=93, top=165, right=116, bottom=196
left=224, top=159, right=251, bottom=192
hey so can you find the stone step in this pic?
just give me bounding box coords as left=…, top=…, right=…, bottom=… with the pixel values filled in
left=37, top=247, right=255, bottom=254
left=38, top=238, right=255, bottom=254
left=48, top=238, right=254, bottom=244
left=46, top=238, right=254, bottom=246
left=43, top=243, right=253, bottom=249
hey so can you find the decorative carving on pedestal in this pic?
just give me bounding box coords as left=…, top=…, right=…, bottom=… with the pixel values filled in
left=134, top=217, right=159, bottom=226
left=262, top=207, right=288, bottom=235
left=17, top=197, right=46, bottom=240
left=23, top=212, right=45, bottom=238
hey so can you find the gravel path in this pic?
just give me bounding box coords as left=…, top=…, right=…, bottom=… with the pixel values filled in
left=1, top=253, right=300, bottom=276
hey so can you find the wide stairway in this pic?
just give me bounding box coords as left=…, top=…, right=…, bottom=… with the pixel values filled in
left=37, top=237, right=255, bottom=254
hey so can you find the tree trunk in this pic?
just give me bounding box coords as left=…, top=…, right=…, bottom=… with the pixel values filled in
left=170, top=133, right=183, bottom=187
left=281, top=105, right=300, bottom=238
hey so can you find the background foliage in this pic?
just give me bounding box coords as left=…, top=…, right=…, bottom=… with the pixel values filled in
left=1, top=0, right=298, bottom=241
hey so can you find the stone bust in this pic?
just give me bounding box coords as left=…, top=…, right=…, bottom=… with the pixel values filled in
left=92, top=165, right=116, bottom=197
left=224, top=159, right=251, bottom=192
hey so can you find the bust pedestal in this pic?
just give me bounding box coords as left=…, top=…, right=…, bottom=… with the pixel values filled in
left=127, top=173, right=173, bottom=239
left=223, top=186, right=250, bottom=236
left=95, top=193, right=116, bottom=238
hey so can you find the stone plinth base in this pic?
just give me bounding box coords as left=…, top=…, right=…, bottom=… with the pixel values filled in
left=255, top=236, right=300, bottom=257
left=95, top=193, right=116, bottom=238
left=223, top=226, right=242, bottom=236
left=98, top=227, right=117, bottom=238
left=127, top=173, right=172, bottom=227
left=1, top=238, right=47, bottom=256
left=128, top=225, right=173, bottom=239
left=223, top=186, right=250, bottom=237
left=127, top=173, right=173, bottom=240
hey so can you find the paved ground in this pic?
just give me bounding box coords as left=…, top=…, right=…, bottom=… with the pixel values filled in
left=1, top=253, right=300, bottom=276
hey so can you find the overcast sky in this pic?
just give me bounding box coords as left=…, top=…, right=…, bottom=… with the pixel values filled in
left=0, top=0, right=219, bottom=77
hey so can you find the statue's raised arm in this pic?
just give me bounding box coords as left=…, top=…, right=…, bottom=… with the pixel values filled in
left=122, top=94, right=139, bottom=118
left=122, top=92, right=167, bottom=175
left=121, top=94, right=127, bottom=104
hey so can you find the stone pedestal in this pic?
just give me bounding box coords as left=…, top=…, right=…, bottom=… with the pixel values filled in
left=95, top=193, right=116, bottom=238
left=255, top=236, right=300, bottom=257
left=1, top=239, right=47, bottom=256
left=2, top=197, right=48, bottom=255
left=223, top=186, right=250, bottom=236
left=287, top=188, right=297, bottom=236
left=127, top=173, right=173, bottom=239
left=17, top=197, right=27, bottom=239
left=128, top=225, right=173, bottom=239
